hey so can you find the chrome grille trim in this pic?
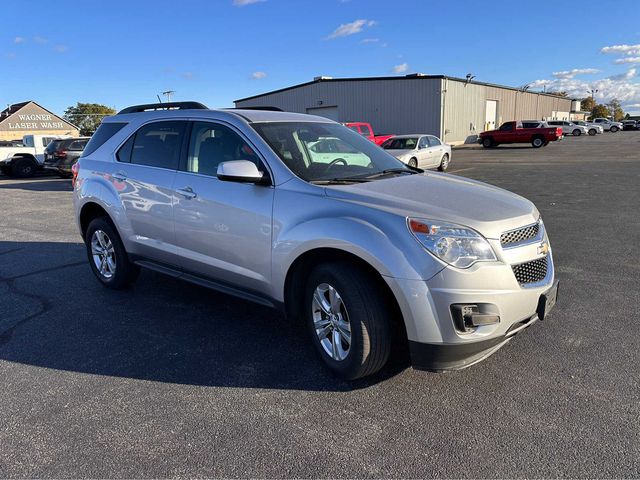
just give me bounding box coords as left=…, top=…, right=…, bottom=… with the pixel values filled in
left=500, top=221, right=543, bottom=248
left=512, top=256, right=548, bottom=285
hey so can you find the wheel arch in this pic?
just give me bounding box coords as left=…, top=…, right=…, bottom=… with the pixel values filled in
left=283, top=247, right=408, bottom=349
left=79, top=201, right=117, bottom=240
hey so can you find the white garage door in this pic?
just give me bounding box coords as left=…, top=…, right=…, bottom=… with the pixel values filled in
left=306, top=106, right=339, bottom=121
left=485, top=100, right=497, bottom=131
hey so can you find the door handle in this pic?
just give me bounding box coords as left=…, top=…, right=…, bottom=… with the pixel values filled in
left=112, top=171, right=127, bottom=182
left=176, top=186, right=197, bottom=199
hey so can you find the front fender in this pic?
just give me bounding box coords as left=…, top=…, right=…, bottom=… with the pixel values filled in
left=270, top=192, right=445, bottom=302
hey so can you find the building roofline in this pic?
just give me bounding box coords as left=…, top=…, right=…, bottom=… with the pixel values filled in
left=234, top=74, right=576, bottom=103
left=0, top=100, right=80, bottom=130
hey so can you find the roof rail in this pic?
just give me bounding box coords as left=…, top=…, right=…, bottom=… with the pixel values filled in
left=229, top=106, right=283, bottom=112
left=117, top=101, right=208, bottom=114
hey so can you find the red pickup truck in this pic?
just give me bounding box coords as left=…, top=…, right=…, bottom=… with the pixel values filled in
left=478, top=121, right=563, bottom=148
left=344, top=122, right=394, bottom=146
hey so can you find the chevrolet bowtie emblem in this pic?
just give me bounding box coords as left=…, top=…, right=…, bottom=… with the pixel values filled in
left=537, top=242, right=549, bottom=255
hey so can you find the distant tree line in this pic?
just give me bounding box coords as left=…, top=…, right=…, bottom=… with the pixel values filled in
left=580, top=96, right=625, bottom=121
left=63, top=103, right=116, bottom=136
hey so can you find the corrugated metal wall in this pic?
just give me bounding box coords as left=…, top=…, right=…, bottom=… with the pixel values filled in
left=236, top=77, right=574, bottom=145
left=443, top=80, right=574, bottom=144
left=236, top=78, right=443, bottom=137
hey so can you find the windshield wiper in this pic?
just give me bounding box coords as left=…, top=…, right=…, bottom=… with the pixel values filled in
left=359, top=168, right=421, bottom=179
left=310, top=177, right=373, bottom=185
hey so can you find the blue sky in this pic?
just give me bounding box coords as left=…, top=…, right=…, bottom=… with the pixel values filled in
left=2, top=0, right=640, bottom=115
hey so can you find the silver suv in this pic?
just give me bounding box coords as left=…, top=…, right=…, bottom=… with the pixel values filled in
left=73, top=102, right=559, bottom=380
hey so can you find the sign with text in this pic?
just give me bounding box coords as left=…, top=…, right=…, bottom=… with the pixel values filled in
left=0, top=102, right=75, bottom=132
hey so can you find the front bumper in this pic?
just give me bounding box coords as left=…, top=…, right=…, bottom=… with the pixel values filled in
left=384, top=240, right=557, bottom=371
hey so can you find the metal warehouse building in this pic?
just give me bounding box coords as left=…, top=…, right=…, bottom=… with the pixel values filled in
left=235, top=75, right=578, bottom=145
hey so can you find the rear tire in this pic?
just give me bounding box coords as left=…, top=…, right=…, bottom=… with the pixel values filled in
left=85, top=217, right=139, bottom=290
left=572, top=129, right=581, bottom=136
left=588, top=128, right=597, bottom=136
left=438, top=153, right=450, bottom=172
left=11, top=158, right=37, bottom=178
left=305, top=262, right=392, bottom=380
left=610, top=126, right=619, bottom=133
left=531, top=136, right=544, bottom=148
left=408, top=158, right=418, bottom=168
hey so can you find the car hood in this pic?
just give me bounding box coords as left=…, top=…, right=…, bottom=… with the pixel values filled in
left=324, top=173, right=538, bottom=239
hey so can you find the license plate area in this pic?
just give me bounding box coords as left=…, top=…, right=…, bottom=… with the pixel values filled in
left=537, top=280, right=559, bottom=320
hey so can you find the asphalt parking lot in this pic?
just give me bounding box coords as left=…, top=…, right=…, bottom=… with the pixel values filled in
left=0, top=132, right=639, bottom=478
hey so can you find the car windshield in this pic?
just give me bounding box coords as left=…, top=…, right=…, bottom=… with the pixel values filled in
left=252, top=122, right=414, bottom=183
left=382, top=137, right=418, bottom=150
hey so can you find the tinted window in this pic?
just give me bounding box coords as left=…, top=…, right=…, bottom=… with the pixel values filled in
left=83, top=122, right=127, bottom=156
left=185, top=122, right=259, bottom=177
left=117, top=135, right=134, bottom=163
left=522, top=122, right=541, bottom=128
left=382, top=137, right=418, bottom=149
left=130, top=121, right=186, bottom=170
left=360, top=125, right=372, bottom=136
left=428, top=136, right=442, bottom=146
left=499, top=123, right=513, bottom=131
left=69, top=140, right=87, bottom=151
left=347, top=125, right=359, bottom=132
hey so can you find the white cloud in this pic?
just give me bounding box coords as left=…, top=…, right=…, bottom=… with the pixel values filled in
left=614, top=57, right=640, bottom=64
left=626, top=103, right=640, bottom=108
left=608, top=68, right=637, bottom=81
left=54, top=44, right=68, bottom=53
left=251, top=71, right=267, bottom=80
left=393, top=63, right=408, bottom=74
left=14, top=36, right=24, bottom=44
left=360, top=38, right=379, bottom=44
left=33, top=36, right=48, bottom=44
left=552, top=68, right=599, bottom=79
left=530, top=67, right=640, bottom=109
left=601, top=44, right=640, bottom=56
left=233, top=0, right=265, bottom=5
left=327, top=19, right=376, bottom=39
left=182, top=72, right=194, bottom=80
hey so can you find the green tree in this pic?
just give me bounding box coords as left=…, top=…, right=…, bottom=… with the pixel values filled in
left=63, top=103, right=116, bottom=136
left=607, top=98, right=625, bottom=121
left=581, top=96, right=596, bottom=113
left=591, top=104, right=611, bottom=119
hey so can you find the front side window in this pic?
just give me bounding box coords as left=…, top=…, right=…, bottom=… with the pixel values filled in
left=185, top=122, right=260, bottom=177
left=499, top=123, right=513, bottom=131
left=360, top=125, right=372, bottom=136
left=253, top=122, right=412, bottom=183
left=128, top=121, right=186, bottom=170
left=23, top=136, right=35, bottom=148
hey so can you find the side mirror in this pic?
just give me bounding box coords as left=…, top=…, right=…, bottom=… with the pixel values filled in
left=217, top=160, right=269, bottom=185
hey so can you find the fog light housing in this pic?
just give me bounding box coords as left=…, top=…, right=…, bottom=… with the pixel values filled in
left=451, top=304, right=500, bottom=333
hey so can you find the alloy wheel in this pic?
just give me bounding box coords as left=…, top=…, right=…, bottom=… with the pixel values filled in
left=312, top=283, right=352, bottom=361
left=91, top=229, right=116, bottom=279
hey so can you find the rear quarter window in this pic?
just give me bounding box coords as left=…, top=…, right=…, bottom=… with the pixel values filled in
left=83, top=122, right=128, bottom=157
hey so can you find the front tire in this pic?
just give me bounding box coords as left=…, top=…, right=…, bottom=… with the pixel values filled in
left=572, top=129, right=582, bottom=136
left=588, top=128, right=597, bottom=136
left=85, top=217, right=139, bottom=289
left=531, top=136, right=544, bottom=148
left=408, top=157, right=418, bottom=168
left=482, top=137, right=493, bottom=148
left=305, top=262, right=391, bottom=380
left=438, top=153, right=450, bottom=172
left=610, top=126, right=619, bottom=133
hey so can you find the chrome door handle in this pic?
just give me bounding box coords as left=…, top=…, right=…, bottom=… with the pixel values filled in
left=112, top=171, right=127, bottom=182
left=176, top=186, right=197, bottom=199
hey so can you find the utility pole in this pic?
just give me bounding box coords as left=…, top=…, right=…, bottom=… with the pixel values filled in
left=162, top=90, right=175, bottom=103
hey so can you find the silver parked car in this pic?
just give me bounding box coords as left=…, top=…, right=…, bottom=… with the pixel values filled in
left=569, top=121, right=603, bottom=135
left=545, top=120, right=589, bottom=136
left=592, top=118, right=623, bottom=132
left=381, top=134, right=451, bottom=170
left=73, top=102, right=558, bottom=380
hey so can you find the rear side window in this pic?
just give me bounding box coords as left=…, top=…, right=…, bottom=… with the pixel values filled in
left=83, top=122, right=127, bottom=157
left=427, top=136, right=441, bottom=146
left=129, top=121, right=186, bottom=170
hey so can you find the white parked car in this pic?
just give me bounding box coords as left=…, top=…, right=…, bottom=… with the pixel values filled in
left=381, top=135, right=451, bottom=171
left=545, top=121, right=589, bottom=136
left=592, top=118, right=623, bottom=132
left=570, top=121, right=603, bottom=136
left=0, top=134, right=71, bottom=177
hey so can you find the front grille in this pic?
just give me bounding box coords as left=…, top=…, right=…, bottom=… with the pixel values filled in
left=512, top=256, right=548, bottom=285
left=501, top=223, right=540, bottom=247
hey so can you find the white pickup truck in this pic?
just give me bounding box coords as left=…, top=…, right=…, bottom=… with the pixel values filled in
left=0, top=134, right=71, bottom=177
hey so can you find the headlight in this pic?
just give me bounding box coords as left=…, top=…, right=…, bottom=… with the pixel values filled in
left=408, top=218, right=497, bottom=268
